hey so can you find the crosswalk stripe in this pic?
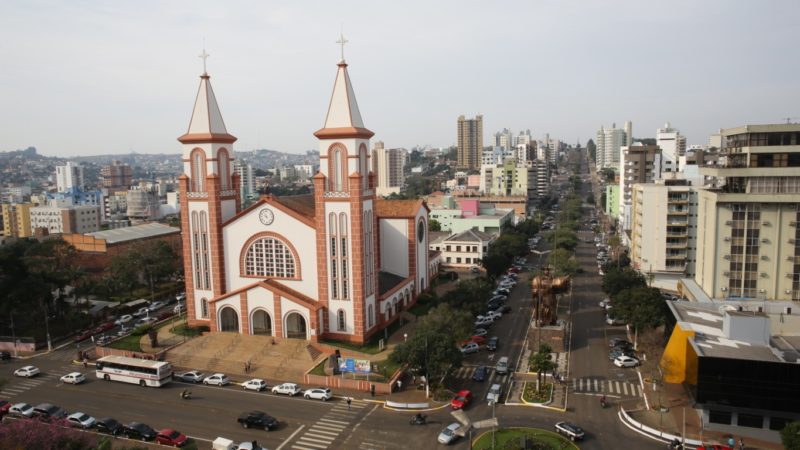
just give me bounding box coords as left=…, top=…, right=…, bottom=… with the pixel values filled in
left=593, top=379, right=599, bottom=391
left=608, top=380, right=613, bottom=392
left=313, top=424, right=344, bottom=432
left=573, top=379, right=577, bottom=390
left=622, top=383, right=628, bottom=395
left=299, top=435, right=334, bottom=444
left=319, top=418, right=348, bottom=426
left=615, top=381, right=621, bottom=393
left=291, top=445, right=319, bottom=450
left=294, top=441, right=328, bottom=449
left=308, top=428, right=339, bottom=437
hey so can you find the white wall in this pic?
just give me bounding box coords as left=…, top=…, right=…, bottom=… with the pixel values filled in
left=380, top=218, right=409, bottom=277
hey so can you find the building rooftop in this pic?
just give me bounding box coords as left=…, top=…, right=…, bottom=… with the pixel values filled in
left=378, top=271, right=406, bottom=296
left=273, top=194, right=315, bottom=219
left=85, top=222, right=179, bottom=244
left=375, top=198, right=427, bottom=218
left=446, top=229, right=496, bottom=243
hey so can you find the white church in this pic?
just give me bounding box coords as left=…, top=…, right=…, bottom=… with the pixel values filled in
left=177, top=53, right=435, bottom=344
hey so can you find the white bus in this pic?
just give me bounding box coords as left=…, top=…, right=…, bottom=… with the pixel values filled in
left=95, top=355, right=173, bottom=387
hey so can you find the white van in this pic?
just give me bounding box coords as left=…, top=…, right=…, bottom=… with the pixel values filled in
left=495, top=356, right=509, bottom=375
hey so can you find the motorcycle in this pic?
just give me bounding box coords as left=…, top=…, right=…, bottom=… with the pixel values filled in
left=180, top=390, right=192, bottom=400
left=409, top=414, right=427, bottom=425
left=666, top=439, right=683, bottom=450
left=600, top=396, right=607, bottom=409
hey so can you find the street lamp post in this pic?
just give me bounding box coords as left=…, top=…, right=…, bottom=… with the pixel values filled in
left=43, top=304, right=52, bottom=352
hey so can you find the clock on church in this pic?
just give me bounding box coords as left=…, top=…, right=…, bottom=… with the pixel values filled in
left=259, top=208, right=275, bottom=225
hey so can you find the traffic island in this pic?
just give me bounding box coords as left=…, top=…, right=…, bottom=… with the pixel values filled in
left=472, top=427, right=578, bottom=450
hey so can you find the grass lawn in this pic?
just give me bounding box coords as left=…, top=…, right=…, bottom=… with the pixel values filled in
left=108, top=333, right=143, bottom=352
left=473, top=427, right=576, bottom=450
left=320, top=317, right=406, bottom=355
left=309, top=360, right=327, bottom=376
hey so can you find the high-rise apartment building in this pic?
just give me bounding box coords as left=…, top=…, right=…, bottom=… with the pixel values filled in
left=1, top=203, right=33, bottom=238
left=494, top=128, right=513, bottom=150
left=29, top=204, right=101, bottom=235
left=623, top=121, right=633, bottom=147
left=619, top=144, right=662, bottom=233
left=234, top=160, right=256, bottom=206
left=55, top=162, right=84, bottom=192
left=693, top=123, right=800, bottom=301
left=100, top=160, right=133, bottom=191
left=656, top=122, right=686, bottom=172
left=515, top=129, right=532, bottom=147
left=371, top=141, right=407, bottom=196
left=595, top=123, right=628, bottom=171
left=457, top=115, right=483, bottom=170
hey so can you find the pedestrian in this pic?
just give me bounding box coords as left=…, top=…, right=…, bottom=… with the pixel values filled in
left=397, top=379, right=402, bottom=391
left=728, top=437, right=735, bottom=448
left=347, top=397, right=352, bottom=410
left=91, top=335, right=95, bottom=344
left=83, top=357, right=88, bottom=368
left=412, top=374, right=416, bottom=385
left=738, top=438, right=744, bottom=450
left=370, top=384, right=375, bottom=397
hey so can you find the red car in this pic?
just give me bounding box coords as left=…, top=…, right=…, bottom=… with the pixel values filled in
left=507, top=267, right=520, bottom=274
left=697, top=445, right=732, bottom=450
left=156, top=428, right=188, bottom=447
left=75, top=329, right=96, bottom=342
left=0, top=400, right=11, bottom=416
left=469, top=335, right=486, bottom=345
left=94, top=322, right=115, bottom=334
left=450, top=389, right=472, bottom=410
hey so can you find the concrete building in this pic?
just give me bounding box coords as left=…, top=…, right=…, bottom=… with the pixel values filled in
left=623, top=120, right=633, bottom=147
left=428, top=198, right=514, bottom=234
left=428, top=229, right=496, bottom=269
left=630, top=179, right=697, bottom=288
left=457, top=115, right=483, bottom=170
left=234, top=160, right=256, bottom=206
left=605, top=184, right=620, bottom=219
left=493, top=128, right=513, bottom=150
left=29, top=204, right=101, bottom=235
left=55, top=161, right=84, bottom=193
left=595, top=124, right=628, bottom=170
left=656, top=122, right=686, bottom=173
left=371, top=141, right=407, bottom=197
left=1, top=203, right=33, bottom=238
left=619, top=144, right=662, bottom=232
left=100, top=160, right=132, bottom=192
left=126, top=186, right=161, bottom=221
left=515, top=129, right=532, bottom=147
left=480, top=158, right=532, bottom=197
left=482, top=146, right=514, bottom=166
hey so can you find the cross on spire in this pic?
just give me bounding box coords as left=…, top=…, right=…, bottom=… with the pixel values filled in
left=199, top=48, right=210, bottom=75
left=336, top=33, right=348, bottom=62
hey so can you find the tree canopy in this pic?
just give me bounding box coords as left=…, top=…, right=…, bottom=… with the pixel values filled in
left=611, top=286, right=669, bottom=331
left=601, top=267, right=646, bottom=298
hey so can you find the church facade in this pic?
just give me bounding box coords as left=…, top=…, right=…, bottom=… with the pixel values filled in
left=177, top=57, right=433, bottom=344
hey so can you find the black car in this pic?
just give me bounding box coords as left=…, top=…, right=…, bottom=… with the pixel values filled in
left=472, top=366, right=488, bottom=382
left=486, top=336, right=499, bottom=351
left=33, top=403, right=67, bottom=421
left=96, top=417, right=122, bottom=435
left=608, top=338, right=632, bottom=348
left=608, top=349, right=636, bottom=360
left=487, top=301, right=502, bottom=311
left=0, top=351, right=11, bottom=361
left=611, top=341, right=634, bottom=352
left=237, top=411, right=279, bottom=431
left=123, top=422, right=157, bottom=441
left=488, top=295, right=507, bottom=304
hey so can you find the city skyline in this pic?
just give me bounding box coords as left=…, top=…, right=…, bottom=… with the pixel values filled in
left=2, top=0, right=799, bottom=156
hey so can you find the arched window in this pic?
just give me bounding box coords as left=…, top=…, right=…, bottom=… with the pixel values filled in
left=191, top=149, right=206, bottom=192
left=218, top=149, right=231, bottom=190
left=201, top=298, right=209, bottom=318
left=243, top=235, right=297, bottom=278
left=359, top=145, right=368, bottom=190
left=367, top=304, right=374, bottom=328
left=339, top=213, right=349, bottom=299
left=337, top=309, right=346, bottom=332
left=333, top=149, right=343, bottom=191
left=328, top=144, right=347, bottom=192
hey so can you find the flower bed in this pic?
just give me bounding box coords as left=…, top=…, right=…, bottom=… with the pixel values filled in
left=522, top=382, right=553, bottom=404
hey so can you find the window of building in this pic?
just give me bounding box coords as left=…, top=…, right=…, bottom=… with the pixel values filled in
left=201, top=298, right=209, bottom=318
left=337, top=309, right=346, bottom=331
left=243, top=235, right=296, bottom=278
left=218, top=149, right=231, bottom=190
left=737, top=413, right=764, bottom=429
left=769, top=416, right=792, bottom=431
left=367, top=305, right=374, bottom=328
left=191, top=150, right=206, bottom=192
left=708, top=410, right=732, bottom=425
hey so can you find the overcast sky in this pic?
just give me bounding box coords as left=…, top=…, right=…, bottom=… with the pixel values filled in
left=1, top=0, right=798, bottom=157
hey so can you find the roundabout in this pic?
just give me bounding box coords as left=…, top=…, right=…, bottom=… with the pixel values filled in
left=472, top=427, right=579, bottom=450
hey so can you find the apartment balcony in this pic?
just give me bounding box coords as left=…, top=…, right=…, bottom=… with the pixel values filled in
left=667, top=220, right=688, bottom=227
left=666, top=252, right=688, bottom=259
left=666, top=242, right=688, bottom=249
left=667, top=208, right=688, bottom=215
left=664, top=263, right=688, bottom=272
left=666, top=231, right=688, bottom=237
left=667, top=198, right=689, bottom=204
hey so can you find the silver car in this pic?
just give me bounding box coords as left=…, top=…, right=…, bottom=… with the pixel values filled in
left=437, top=422, right=462, bottom=445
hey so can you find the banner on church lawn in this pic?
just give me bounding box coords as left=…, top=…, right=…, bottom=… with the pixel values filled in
left=338, top=358, right=371, bottom=374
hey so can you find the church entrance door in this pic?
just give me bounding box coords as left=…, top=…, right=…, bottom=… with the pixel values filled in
left=219, top=307, right=239, bottom=332
left=285, top=312, right=307, bottom=339
left=252, top=310, right=272, bottom=336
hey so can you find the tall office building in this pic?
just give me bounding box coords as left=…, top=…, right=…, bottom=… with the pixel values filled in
left=595, top=124, right=628, bottom=171
left=692, top=123, right=800, bottom=301
left=623, top=121, right=633, bottom=147
left=55, top=162, right=84, bottom=192
left=656, top=123, right=686, bottom=172
left=457, top=115, right=483, bottom=170
left=100, top=160, right=133, bottom=191
left=234, top=160, right=256, bottom=206
left=372, top=141, right=407, bottom=196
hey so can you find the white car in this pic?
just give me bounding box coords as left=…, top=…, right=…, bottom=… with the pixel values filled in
left=133, top=307, right=150, bottom=317
left=303, top=387, right=332, bottom=401
left=114, top=314, right=133, bottom=326
left=487, top=310, right=503, bottom=319
left=67, top=411, right=96, bottom=429
left=242, top=378, right=268, bottom=391
left=176, top=292, right=186, bottom=302
left=148, top=301, right=166, bottom=312
left=9, top=402, right=35, bottom=418
left=14, top=365, right=40, bottom=378
left=613, top=355, right=640, bottom=368
left=486, top=383, right=502, bottom=404
left=134, top=317, right=157, bottom=327
left=437, top=422, right=462, bottom=445
left=271, top=382, right=302, bottom=396
left=173, top=303, right=186, bottom=314
left=178, top=370, right=204, bottom=383
left=606, top=315, right=625, bottom=326
left=203, top=373, right=230, bottom=386
left=599, top=298, right=611, bottom=309
left=60, top=372, right=86, bottom=384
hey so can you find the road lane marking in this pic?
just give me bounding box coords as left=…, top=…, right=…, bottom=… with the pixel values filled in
left=293, top=442, right=327, bottom=450
left=615, top=381, right=621, bottom=393
left=298, top=436, right=333, bottom=444
left=307, top=428, right=339, bottom=437
left=318, top=418, right=348, bottom=425
left=311, top=424, right=343, bottom=432
left=593, top=379, right=599, bottom=391
left=622, top=383, right=629, bottom=395
left=276, top=424, right=305, bottom=450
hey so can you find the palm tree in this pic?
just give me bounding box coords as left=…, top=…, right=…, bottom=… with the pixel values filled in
left=529, top=343, right=557, bottom=389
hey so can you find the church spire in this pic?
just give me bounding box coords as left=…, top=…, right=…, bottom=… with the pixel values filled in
left=178, top=59, right=236, bottom=144
left=314, top=40, right=374, bottom=140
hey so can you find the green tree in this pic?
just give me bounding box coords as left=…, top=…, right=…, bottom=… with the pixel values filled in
left=547, top=248, right=580, bottom=276
left=780, top=421, right=800, bottom=450
left=602, top=267, right=646, bottom=298
left=439, top=278, right=494, bottom=317
left=528, top=343, right=556, bottom=387
left=612, top=287, right=668, bottom=330
left=428, top=219, right=442, bottom=232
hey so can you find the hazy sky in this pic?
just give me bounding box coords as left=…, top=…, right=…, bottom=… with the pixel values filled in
left=2, top=1, right=799, bottom=157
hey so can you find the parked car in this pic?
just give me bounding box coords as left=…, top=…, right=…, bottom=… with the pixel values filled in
left=471, top=366, right=488, bottom=382
left=203, top=373, right=230, bottom=386
left=123, top=422, right=157, bottom=441
left=67, top=412, right=97, bottom=429
left=32, top=403, right=67, bottom=421
left=271, top=383, right=302, bottom=396
left=60, top=372, right=86, bottom=384
left=0, top=400, right=11, bottom=417
left=437, top=422, right=462, bottom=445
left=486, top=383, right=502, bottom=404
left=599, top=298, right=611, bottom=309
left=460, top=342, right=480, bottom=355
left=495, top=356, right=510, bottom=375
left=75, top=329, right=96, bottom=343
left=148, top=301, right=167, bottom=312
left=14, top=365, right=40, bottom=378
left=157, top=310, right=177, bottom=321
left=303, top=387, right=332, bottom=401
left=467, top=335, right=486, bottom=345
left=173, top=303, right=186, bottom=314
left=474, top=318, right=494, bottom=328
left=134, top=317, right=158, bottom=328
left=114, top=314, right=133, bottom=326
left=9, top=402, right=34, bottom=418
left=178, top=370, right=204, bottom=383
left=156, top=428, right=188, bottom=447
left=606, top=315, right=625, bottom=326
left=608, top=338, right=631, bottom=348
left=93, top=321, right=115, bottom=334
left=450, top=389, right=472, bottom=410
left=609, top=349, right=637, bottom=361
left=96, top=417, right=123, bottom=435
left=96, top=335, right=113, bottom=346
left=486, top=310, right=502, bottom=319
left=554, top=421, right=585, bottom=441
left=472, top=328, right=488, bottom=338
left=242, top=379, right=268, bottom=391
left=237, top=411, right=279, bottom=431
left=613, top=355, right=640, bottom=368
left=133, top=307, right=150, bottom=317
left=176, top=292, right=186, bottom=302
left=486, top=336, right=499, bottom=352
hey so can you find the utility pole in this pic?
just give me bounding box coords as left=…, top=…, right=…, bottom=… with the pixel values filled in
left=43, top=304, right=52, bottom=352
left=10, top=312, right=17, bottom=358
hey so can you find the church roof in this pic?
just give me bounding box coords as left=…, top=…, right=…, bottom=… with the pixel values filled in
left=272, top=194, right=316, bottom=220
left=178, top=73, right=237, bottom=144
left=314, top=62, right=374, bottom=140
left=375, top=199, right=427, bottom=218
